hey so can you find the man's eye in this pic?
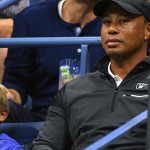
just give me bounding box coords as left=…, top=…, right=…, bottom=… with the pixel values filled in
left=120, top=19, right=129, bottom=23
left=102, top=20, right=111, bottom=24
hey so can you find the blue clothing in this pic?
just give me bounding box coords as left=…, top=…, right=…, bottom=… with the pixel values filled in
left=0, top=133, right=23, bottom=150
left=2, top=0, right=105, bottom=116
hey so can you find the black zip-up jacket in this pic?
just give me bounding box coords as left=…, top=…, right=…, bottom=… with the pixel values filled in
left=32, top=55, right=150, bottom=150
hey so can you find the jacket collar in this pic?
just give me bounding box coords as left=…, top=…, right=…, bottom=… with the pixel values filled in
left=94, top=54, right=150, bottom=73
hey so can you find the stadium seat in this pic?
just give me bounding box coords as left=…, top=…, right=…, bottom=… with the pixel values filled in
left=0, top=121, right=44, bottom=150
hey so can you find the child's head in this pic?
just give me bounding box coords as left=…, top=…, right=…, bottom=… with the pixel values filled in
left=0, top=87, right=9, bottom=122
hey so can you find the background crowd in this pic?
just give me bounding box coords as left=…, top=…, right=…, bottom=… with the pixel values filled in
left=0, top=0, right=150, bottom=150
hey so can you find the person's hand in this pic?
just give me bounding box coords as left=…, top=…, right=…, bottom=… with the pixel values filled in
left=0, top=84, right=14, bottom=100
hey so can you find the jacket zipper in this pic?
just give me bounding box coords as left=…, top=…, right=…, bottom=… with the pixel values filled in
left=110, top=87, right=118, bottom=112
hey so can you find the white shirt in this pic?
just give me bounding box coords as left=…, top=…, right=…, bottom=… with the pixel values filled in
left=108, top=62, right=122, bottom=87
left=58, top=0, right=65, bottom=18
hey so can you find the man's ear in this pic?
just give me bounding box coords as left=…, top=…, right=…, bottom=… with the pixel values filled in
left=0, top=108, right=9, bottom=122
left=145, top=22, right=150, bottom=40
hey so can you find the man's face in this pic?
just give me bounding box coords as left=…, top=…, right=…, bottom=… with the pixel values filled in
left=101, top=3, right=149, bottom=60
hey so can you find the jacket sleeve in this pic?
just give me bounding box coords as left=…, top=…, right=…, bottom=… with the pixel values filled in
left=31, top=86, right=72, bottom=150
left=2, top=12, right=34, bottom=105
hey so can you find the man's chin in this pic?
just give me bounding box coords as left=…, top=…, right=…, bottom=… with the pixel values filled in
left=107, top=53, right=127, bottom=60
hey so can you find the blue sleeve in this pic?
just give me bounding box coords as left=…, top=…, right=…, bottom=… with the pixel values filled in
left=2, top=13, right=34, bottom=105
left=12, top=144, right=24, bottom=150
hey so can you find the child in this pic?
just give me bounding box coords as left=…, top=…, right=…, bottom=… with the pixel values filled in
left=0, top=87, right=23, bottom=150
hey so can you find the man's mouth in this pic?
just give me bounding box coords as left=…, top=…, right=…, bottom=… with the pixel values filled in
left=106, top=39, right=121, bottom=47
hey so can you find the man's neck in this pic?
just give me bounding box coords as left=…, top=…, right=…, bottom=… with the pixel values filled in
left=110, top=53, right=147, bottom=80
left=62, top=0, right=98, bottom=28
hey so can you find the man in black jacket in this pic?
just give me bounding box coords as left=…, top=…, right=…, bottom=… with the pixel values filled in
left=31, top=0, right=150, bottom=149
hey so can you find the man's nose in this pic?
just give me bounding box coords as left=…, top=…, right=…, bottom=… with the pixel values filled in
left=108, top=23, right=118, bottom=35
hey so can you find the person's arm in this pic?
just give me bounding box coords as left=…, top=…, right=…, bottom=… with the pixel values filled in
left=0, top=19, right=13, bottom=37
left=8, top=89, right=21, bottom=104
left=0, top=47, right=21, bottom=104
left=0, top=48, right=8, bottom=83
left=2, top=12, right=34, bottom=105
left=0, top=84, right=21, bottom=104
left=31, top=87, right=72, bottom=150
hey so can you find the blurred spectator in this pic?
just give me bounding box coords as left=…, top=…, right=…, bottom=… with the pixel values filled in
left=0, top=0, right=29, bottom=37
left=0, top=0, right=29, bottom=18
left=0, top=0, right=30, bottom=83
left=1, top=0, right=106, bottom=123
left=29, top=0, right=48, bottom=6
left=0, top=48, right=7, bottom=83
left=0, top=18, right=13, bottom=37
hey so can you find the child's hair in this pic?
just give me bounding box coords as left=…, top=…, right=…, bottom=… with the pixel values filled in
left=0, top=87, right=8, bottom=111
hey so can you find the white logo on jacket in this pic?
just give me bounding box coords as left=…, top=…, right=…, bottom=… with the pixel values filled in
left=136, top=83, right=148, bottom=89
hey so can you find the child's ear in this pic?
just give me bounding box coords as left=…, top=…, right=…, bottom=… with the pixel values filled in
left=0, top=108, right=9, bottom=122
left=145, top=22, right=150, bottom=40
